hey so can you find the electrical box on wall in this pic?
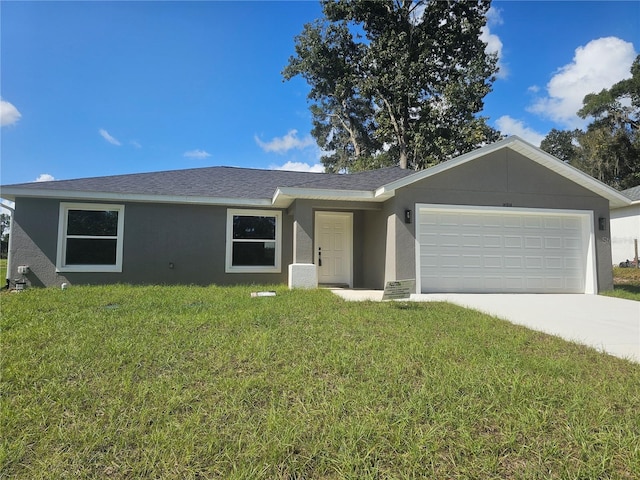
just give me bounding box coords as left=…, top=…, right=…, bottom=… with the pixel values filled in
left=17, top=265, right=30, bottom=275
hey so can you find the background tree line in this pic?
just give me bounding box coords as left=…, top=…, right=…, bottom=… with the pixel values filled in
left=284, top=0, right=639, bottom=191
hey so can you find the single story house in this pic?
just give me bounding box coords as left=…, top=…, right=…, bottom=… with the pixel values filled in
left=1, top=136, right=631, bottom=293
left=610, top=185, right=640, bottom=266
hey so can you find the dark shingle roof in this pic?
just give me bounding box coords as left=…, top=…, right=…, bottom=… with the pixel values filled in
left=621, top=185, right=640, bottom=202
left=2, top=166, right=416, bottom=200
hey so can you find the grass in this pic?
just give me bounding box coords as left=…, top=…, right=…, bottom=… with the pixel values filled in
left=2, top=284, right=639, bottom=479
left=604, top=266, right=640, bottom=301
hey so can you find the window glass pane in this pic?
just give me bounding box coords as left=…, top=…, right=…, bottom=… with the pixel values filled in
left=66, top=238, right=117, bottom=265
left=67, top=210, right=119, bottom=236
left=232, top=241, right=276, bottom=266
left=233, top=215, right=276, bottom=240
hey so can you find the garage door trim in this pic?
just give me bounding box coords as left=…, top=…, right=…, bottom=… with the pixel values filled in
left=414, top=204, right=597, bottom=294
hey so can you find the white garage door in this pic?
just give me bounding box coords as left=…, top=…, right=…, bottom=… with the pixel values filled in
left=417, top=205, right=595, bottom=294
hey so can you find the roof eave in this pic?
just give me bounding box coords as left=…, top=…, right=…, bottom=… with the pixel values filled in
left=272, top=187, right=377, bottom=208
left=0, top=187, right=272, bottom=207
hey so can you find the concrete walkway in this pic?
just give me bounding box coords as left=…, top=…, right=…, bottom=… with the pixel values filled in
left=331, top=290, right=640, bottom=363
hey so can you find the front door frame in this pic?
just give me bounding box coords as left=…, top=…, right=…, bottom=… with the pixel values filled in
left=314, top=211, right=353, bottom=287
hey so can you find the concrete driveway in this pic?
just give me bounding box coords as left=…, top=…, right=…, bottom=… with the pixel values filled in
left=331, top=290, right=640, bottom=363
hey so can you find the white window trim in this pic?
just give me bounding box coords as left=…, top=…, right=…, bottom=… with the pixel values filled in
left=56, top=202, right=125, bottom=273
left=226, top=209, right=282, bottom=273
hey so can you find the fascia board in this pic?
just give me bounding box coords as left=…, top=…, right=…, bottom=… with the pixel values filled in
left=0, top=187, right=272, bottom=207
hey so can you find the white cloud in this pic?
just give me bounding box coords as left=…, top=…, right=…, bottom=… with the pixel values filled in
left=271, top=161, right=324, bottom=173
left=1, top=99, right=22, bottom=127
left=495, top=115, right=545, bottom=146
left=35, top=173, right=55, bottom=182
left=183, top=149, right=211, bottom=159
left=529, top=37, right=637, bottom=128
left=480, top=7, right=507, bottom=78
left=99, top=128, right=122, bottom=146
left=255, top=129, right=315, bottom=154
left=130, top=140, right=142, bottom=149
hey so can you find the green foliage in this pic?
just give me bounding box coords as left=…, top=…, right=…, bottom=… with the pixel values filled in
left=2, top=285, right=640, bottom=478
left=539, top=128, right=581, bottom=164
left=284, top=0, right=501, bottom=172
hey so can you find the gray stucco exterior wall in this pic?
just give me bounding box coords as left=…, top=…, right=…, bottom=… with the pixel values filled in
left=388, top=149, right=614, bottom=291
left=9, top=198, right=293, bottom=287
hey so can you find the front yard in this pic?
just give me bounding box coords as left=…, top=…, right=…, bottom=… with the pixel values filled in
left=2, top=284, right=639, bottom=479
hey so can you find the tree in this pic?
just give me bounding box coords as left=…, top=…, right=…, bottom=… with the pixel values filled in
left=284, top=0, right=500, bottom=171
left=539, top=128, right=580, bottom=164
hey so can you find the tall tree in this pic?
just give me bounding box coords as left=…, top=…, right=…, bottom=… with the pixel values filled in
left=284, top=0, right=500, bottom=171
left=539, top=128, right=580, bottom=163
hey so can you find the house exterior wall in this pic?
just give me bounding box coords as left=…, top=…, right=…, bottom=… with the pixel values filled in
left=611, top=204, right=640, bottom=264
left=361, top=208, right=388, bottom=289
left=388, top=149, right=614, bottom=292
left=9, top=198, right=293, bottom=287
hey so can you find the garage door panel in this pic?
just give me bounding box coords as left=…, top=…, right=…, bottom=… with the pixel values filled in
left=484, top=256, right=503, bottom=268
left=504, top=256, right=523, bottom=268
left=545, top=257, right=564, bottom=269
left=418, top=206, right=591, bottom=293
left=525, top=256, right=543, bottom=269
left=545, top=217, right=562, bottom=229
left=545, top=237, right=563, bottom=249
left=461, top=255, right=482, bottom=268
left=462, top=234, right=482, bottom=247
left=504, top=236, right=522, bottom=248
left=524, top=217, right=543, bottom=229
left=483, top=235, right=502, bottom=248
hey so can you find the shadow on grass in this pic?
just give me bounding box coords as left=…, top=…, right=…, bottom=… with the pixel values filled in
left=615, top=284, right=640, bottom=294
left=603, top=284, right=640, bottom=301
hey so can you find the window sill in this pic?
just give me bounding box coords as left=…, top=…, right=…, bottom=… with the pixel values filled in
left=56, top=265, right=122, bottom=273
left=225, top=266, right=281, bottom=274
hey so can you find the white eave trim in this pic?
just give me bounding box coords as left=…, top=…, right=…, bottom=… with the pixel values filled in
left=375, top=136, right=633, bottom=209
left=272, top=187, right=376, bottom=207
left=0, top=187, right=272, bottom=207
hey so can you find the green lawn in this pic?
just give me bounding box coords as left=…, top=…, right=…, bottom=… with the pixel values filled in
left=2, top=285, right=639, bottom=479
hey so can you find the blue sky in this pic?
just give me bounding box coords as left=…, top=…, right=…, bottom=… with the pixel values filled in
left=1, top=1, right=639, bottom=194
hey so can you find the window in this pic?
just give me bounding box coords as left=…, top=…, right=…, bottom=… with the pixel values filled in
left=226, top=209, right=281, bottom=273
left=57, top=203, right=125, bottom=272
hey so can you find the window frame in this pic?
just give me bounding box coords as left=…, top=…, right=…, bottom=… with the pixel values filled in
left=225, top=209, right=282, bottom=273
left=56, top=202, right=125, bottom=273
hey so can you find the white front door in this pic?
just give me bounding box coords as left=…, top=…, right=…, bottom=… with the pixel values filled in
left=315, top=211, right=353, bottom=287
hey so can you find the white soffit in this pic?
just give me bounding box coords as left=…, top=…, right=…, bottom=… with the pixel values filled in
left=0, top=187, right=273, bottom=207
